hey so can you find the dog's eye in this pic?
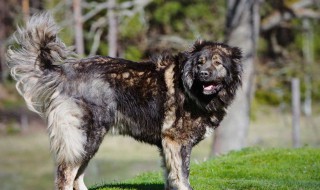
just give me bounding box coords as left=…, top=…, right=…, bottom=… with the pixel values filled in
left=198, top=58, right=205, bottom=64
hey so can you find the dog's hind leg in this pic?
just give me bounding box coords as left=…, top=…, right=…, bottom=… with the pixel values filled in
left=73, top=121, right=109, bottom=190
left=73, top=161, right=89, bottom=190
left=73, top=136, right=106, bottom=190
left=161, top=137, right=193, bottom=190
left=55, top=163, right=80, bottom=190
left=47, top=98, right=88, bottom=190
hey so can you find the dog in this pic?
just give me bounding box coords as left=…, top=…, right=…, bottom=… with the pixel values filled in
left=6, top=13, right=242, bottom=190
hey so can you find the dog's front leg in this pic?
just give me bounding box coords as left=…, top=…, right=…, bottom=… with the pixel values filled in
left=161, top=137, right=193, bottom=190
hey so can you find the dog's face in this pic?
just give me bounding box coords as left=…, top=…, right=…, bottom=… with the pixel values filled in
left=182, top=40, right=242, bottom=101
left=195, top=48, right=229, bottom=95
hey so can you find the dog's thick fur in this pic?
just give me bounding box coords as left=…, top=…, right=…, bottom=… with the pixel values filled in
left=6, top=13, right=242, bottom=190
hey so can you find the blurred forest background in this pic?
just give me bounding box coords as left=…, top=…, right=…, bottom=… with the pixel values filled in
left=0, top=0, right=319, bottom=189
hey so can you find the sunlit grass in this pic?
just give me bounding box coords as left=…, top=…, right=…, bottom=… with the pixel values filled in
left=93, top=148, right=320, bottom=190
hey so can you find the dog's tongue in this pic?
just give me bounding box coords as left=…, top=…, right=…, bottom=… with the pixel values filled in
left=203, top=84, right=215, bottom=91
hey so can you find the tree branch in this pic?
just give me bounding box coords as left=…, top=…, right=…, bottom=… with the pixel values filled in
left=89, top=28, right=103, bottom=56
left=82, top=0, right=151, bottom=23
left=261, top=0, right=319, bottom=31
left=82, top=2, right=110, bottom=22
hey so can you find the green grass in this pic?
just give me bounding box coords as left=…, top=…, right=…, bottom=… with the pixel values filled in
left=92, top=148, right=320, bottom=190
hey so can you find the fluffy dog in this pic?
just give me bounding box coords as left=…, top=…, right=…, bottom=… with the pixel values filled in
left=6, top=13, right=242, bottom=190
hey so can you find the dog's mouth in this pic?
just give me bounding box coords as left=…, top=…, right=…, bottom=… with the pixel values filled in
left=202, top=82, right=222, bottom=95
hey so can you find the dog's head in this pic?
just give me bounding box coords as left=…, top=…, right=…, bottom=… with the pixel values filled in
left=181, top=40, right=242, bottom=107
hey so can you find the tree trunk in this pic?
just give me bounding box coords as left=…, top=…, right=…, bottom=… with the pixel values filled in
left=73, top=0, right=85, bottom=55
left=0, top=41, right=3, bottom=83
left=22, top=0, right=30, bottom=23
left=0, top=0, right=7, bottom=82
left=302, top=18, right=313, bottom=116
left=212, top=0, right=260, bottom=156
left=107, top=0, right=118, bottom=57
left=291, top=78, right=301, bottom=148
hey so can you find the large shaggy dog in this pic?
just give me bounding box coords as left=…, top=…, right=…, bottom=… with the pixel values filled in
left=7, top=13, right=242, bottom=190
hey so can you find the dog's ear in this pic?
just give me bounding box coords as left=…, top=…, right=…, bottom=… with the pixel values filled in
left=182, top=60, right=194, bottom=90
left=231, top=47, right=242, bottom=64
left=230, top=47, right=243, bottom=80
left=190, top=39, right=206, bottom=53
left=194, top=39, right=204, bottom=46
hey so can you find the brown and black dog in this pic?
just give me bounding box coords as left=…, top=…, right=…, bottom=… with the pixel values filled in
left=6, top=13, right=242, bottom=190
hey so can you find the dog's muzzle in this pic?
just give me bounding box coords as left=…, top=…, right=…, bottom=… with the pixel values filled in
left=198, top=69, right=223, bottom=95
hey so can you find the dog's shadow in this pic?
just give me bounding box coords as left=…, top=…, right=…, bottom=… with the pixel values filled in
left=90, top=183, right=163, bottom=190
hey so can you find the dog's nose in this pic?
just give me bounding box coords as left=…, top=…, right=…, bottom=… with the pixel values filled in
left=200, top=70, right=210, bottom=78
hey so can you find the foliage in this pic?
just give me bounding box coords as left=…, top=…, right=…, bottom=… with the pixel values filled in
left=119, top=13, right=146, bottom=60
left=123, top=46, right=142, bottom=61
left=2, top=0, right=320, bottom=107
left=154, top=2, right=181, bottom=26
left=147, top=0, right=225, bottom=40
left=120, top=14, right=145, bottom=39
left=257, top=1, right=320, bottom=106
left=91, top=148, right=320, bottom=190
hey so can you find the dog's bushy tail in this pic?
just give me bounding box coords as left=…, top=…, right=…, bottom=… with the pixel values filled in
left=6, top=12, right=75, bottom=115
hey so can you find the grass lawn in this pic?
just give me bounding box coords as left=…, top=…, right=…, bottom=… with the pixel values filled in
left=92, top=148, right=320, bottom=190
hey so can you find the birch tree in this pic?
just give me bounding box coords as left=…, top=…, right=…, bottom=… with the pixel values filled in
left=73, top=0, right=85, bottom=55
left=107, top=0, right=118, bottom=57
left=0, top=0, right=5, bottom=82
left=0, top=0, right=16, bottom=82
